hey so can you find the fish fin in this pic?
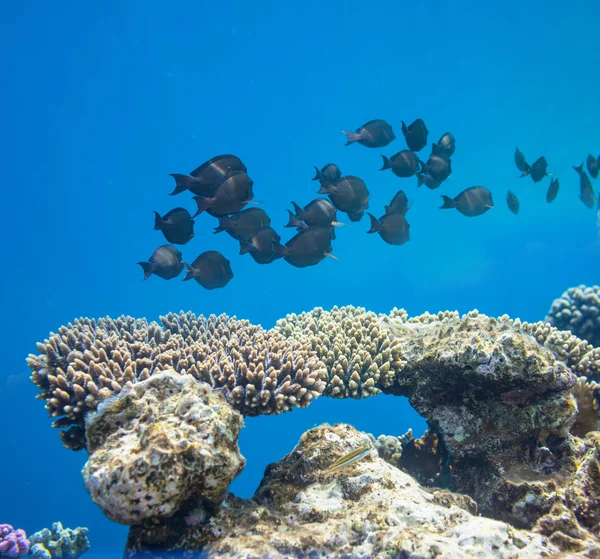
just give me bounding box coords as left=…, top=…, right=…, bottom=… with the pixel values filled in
left=366, top=213, right=382, bottom=234
left=418, top=159, right=428, bottom=173
left=401, top=120, right=408, bottom=136
left=384, top=205, right=392, bottom=214
left=182, top=263, right=195, bottom=281
left=519, top=162, right=532, bottom=177
left=239, top=239, right=253, bottom=255
left=137, top=262, right=155, bottom=280
left=272, top=243, right=290, bottom=257
left=431, top=142, right=443, bottom=155
left=342, top=130, right=361, bottom=146
left=192, top=195, right=212, bottom=217
left=317, top=182, right=336, bottom=195
left=169, top=173, right=195, bottom=196
left=439, top=195, right=457, bottom=209
left=380, top=155, right=392, bottom=171
left=214, top=215, right=233, bottom=234
left=285, top=209, right=305, bottom=229
left=291, top=201, right=305, bottom=217
left=573, top=163, right=584, bottom=174
left=324, top=252, right=338, bottom=261
left=311, top=166, right=323, bottom=181
left=153, top=211, right=164, bottom=231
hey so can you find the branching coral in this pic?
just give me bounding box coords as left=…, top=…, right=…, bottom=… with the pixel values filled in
left=547, top=285, right=600, bottom=347
left=27, top=313, right=327, bottom=450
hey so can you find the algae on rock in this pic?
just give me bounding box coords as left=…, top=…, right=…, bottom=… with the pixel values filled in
left=82, top=372, right=245, bottom=525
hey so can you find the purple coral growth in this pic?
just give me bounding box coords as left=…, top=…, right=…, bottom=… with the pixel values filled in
left=0, top=525, right=30, bottom=558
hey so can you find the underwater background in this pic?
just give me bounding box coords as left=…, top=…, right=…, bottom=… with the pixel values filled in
left=1, top=0, right=599, bottom=556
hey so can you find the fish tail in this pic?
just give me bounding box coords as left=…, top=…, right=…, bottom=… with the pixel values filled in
left=380, top=155, right=392, bottom=171
left=416, top=174, right=427, bottom=188
left=401, top=120, right=408, bottom=135
left=169, top=173, right=195, bottom=196
left=418, top=159, right=428, bottom=174
left=342, top=130, right=361, bottom=146
left=439, top=195, right=457, bottom=209
left=214, top=215, right=232, bottom=234
left=317, top=181, right=335, bottom=195
left=272, top=242, right=289, bottom=257
left=182, top=263, right=195, bottom=281
left=311, top=166, right=323, bottom=181
left=520, top=162, right=532, bottom=178
left=291, top=201, right=305, bottom=216
left=331, top=221, right=344, bottom=227
left=137, top=262, right=154, bottom=280
left=192, top=195, right=212, bottom=217
left=285, top=209, right=305, bottom=229
left=153, top=211, right=164, bottom=231
left=573, top=163, right=584, bottom=174
left=239, top=238, right=256, bottom=255
left=366, top=213, right=382, bottom=234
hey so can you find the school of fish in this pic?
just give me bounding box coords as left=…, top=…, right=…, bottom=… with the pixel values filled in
left=138, top=119, right=600, bottom=288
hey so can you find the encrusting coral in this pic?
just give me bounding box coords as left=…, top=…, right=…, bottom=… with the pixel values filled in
left=28, top=522, right=89, bottom=559
left=82, top=372, right=245, bottom=525
left=547, top=284, right=600, bottom=347
left=124, top=423, right=580, bottom=558
left=27, top=305, right=600, bottom=555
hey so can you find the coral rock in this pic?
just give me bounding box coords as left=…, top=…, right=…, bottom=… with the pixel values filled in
left=28, top=522, right=89, bottom=559
left=82, top=371, right=245, bottom=525
left=547, top=284, right=600, bottom=347
left=0, top=525, right=29, bottom=558
left=125, top=424, right=565, bottom=558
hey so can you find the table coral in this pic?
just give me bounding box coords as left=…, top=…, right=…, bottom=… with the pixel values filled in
left=547, top=285, right=600, bottom=347
left=82, top=372, right=245, bottom=525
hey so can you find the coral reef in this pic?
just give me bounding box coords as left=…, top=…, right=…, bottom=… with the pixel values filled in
left=0, top=525, right=29, bottom=558
left=547, top=284, right=600, bottom=347
left=27, top=305, right=600, bottom=554
left=125, top=424, right=578, bottom=558
left=28, top=522, right=89, bottom=559
left=27, top=313, right=326, bottom=449
left=82, top=372, right=245, bottom=525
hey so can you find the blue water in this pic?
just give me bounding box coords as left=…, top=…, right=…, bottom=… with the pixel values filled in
left=1, top=0, right=599, bottom=556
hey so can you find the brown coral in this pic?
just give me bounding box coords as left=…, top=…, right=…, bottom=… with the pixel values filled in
left=272, top=306, right=404, bottom=398
left=27, top=312, right=327, bottom=449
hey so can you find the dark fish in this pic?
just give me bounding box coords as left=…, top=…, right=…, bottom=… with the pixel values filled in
left=421, top=144, right=452, bottom=182
left=574, top=164, right=596, bottom=209
left=138, top=245, right=184, bottom=280
left=286, top=198, right=340, bottom=229
left=401, top=119, right=428, bottom=152
left=385, top=190, right=410, bottom=216
left=183, top=251, right=233, bottom=290
left=192, top=171, right=254, bottom=217
left=586, top=154, right=599, bottom=179
left=506, top=190, right=519, bottom=215
left=318, top=176, right=370, bottom=222
left=239, top=227, right=283, bottom=264
left=342, top=119, right=395, bottom=148
left=514, top=148, right=529, bottom=174
left=279, top=227, right=335, bottom=268
left=214, top=208, right=270, bottom=240
left=312, top=163, right=341, bottom=184
left=380, top=150, right=421, bottom=178
left=437, top=132, right=456, bottom=158
left=367, top=212, right=410, bottom=246
left=546, top=178, right=559, bottom=203
left=529, top=156, right=549, bottom=183
left=417, top=174, right=443, bottom=189
left=440, top=186, right=494, bottom=217
left=169, top=154, right=246, bottom=196
left=153, top=208, right=195, bottom=245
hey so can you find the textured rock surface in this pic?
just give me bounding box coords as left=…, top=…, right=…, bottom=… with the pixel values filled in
left=82, top=372, right=245, bottom=525
left=28, top=522, right=89, bottom=559
left=125, top=424, right=570, bottom=558
left=547, top=284, right=600, bottom=347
